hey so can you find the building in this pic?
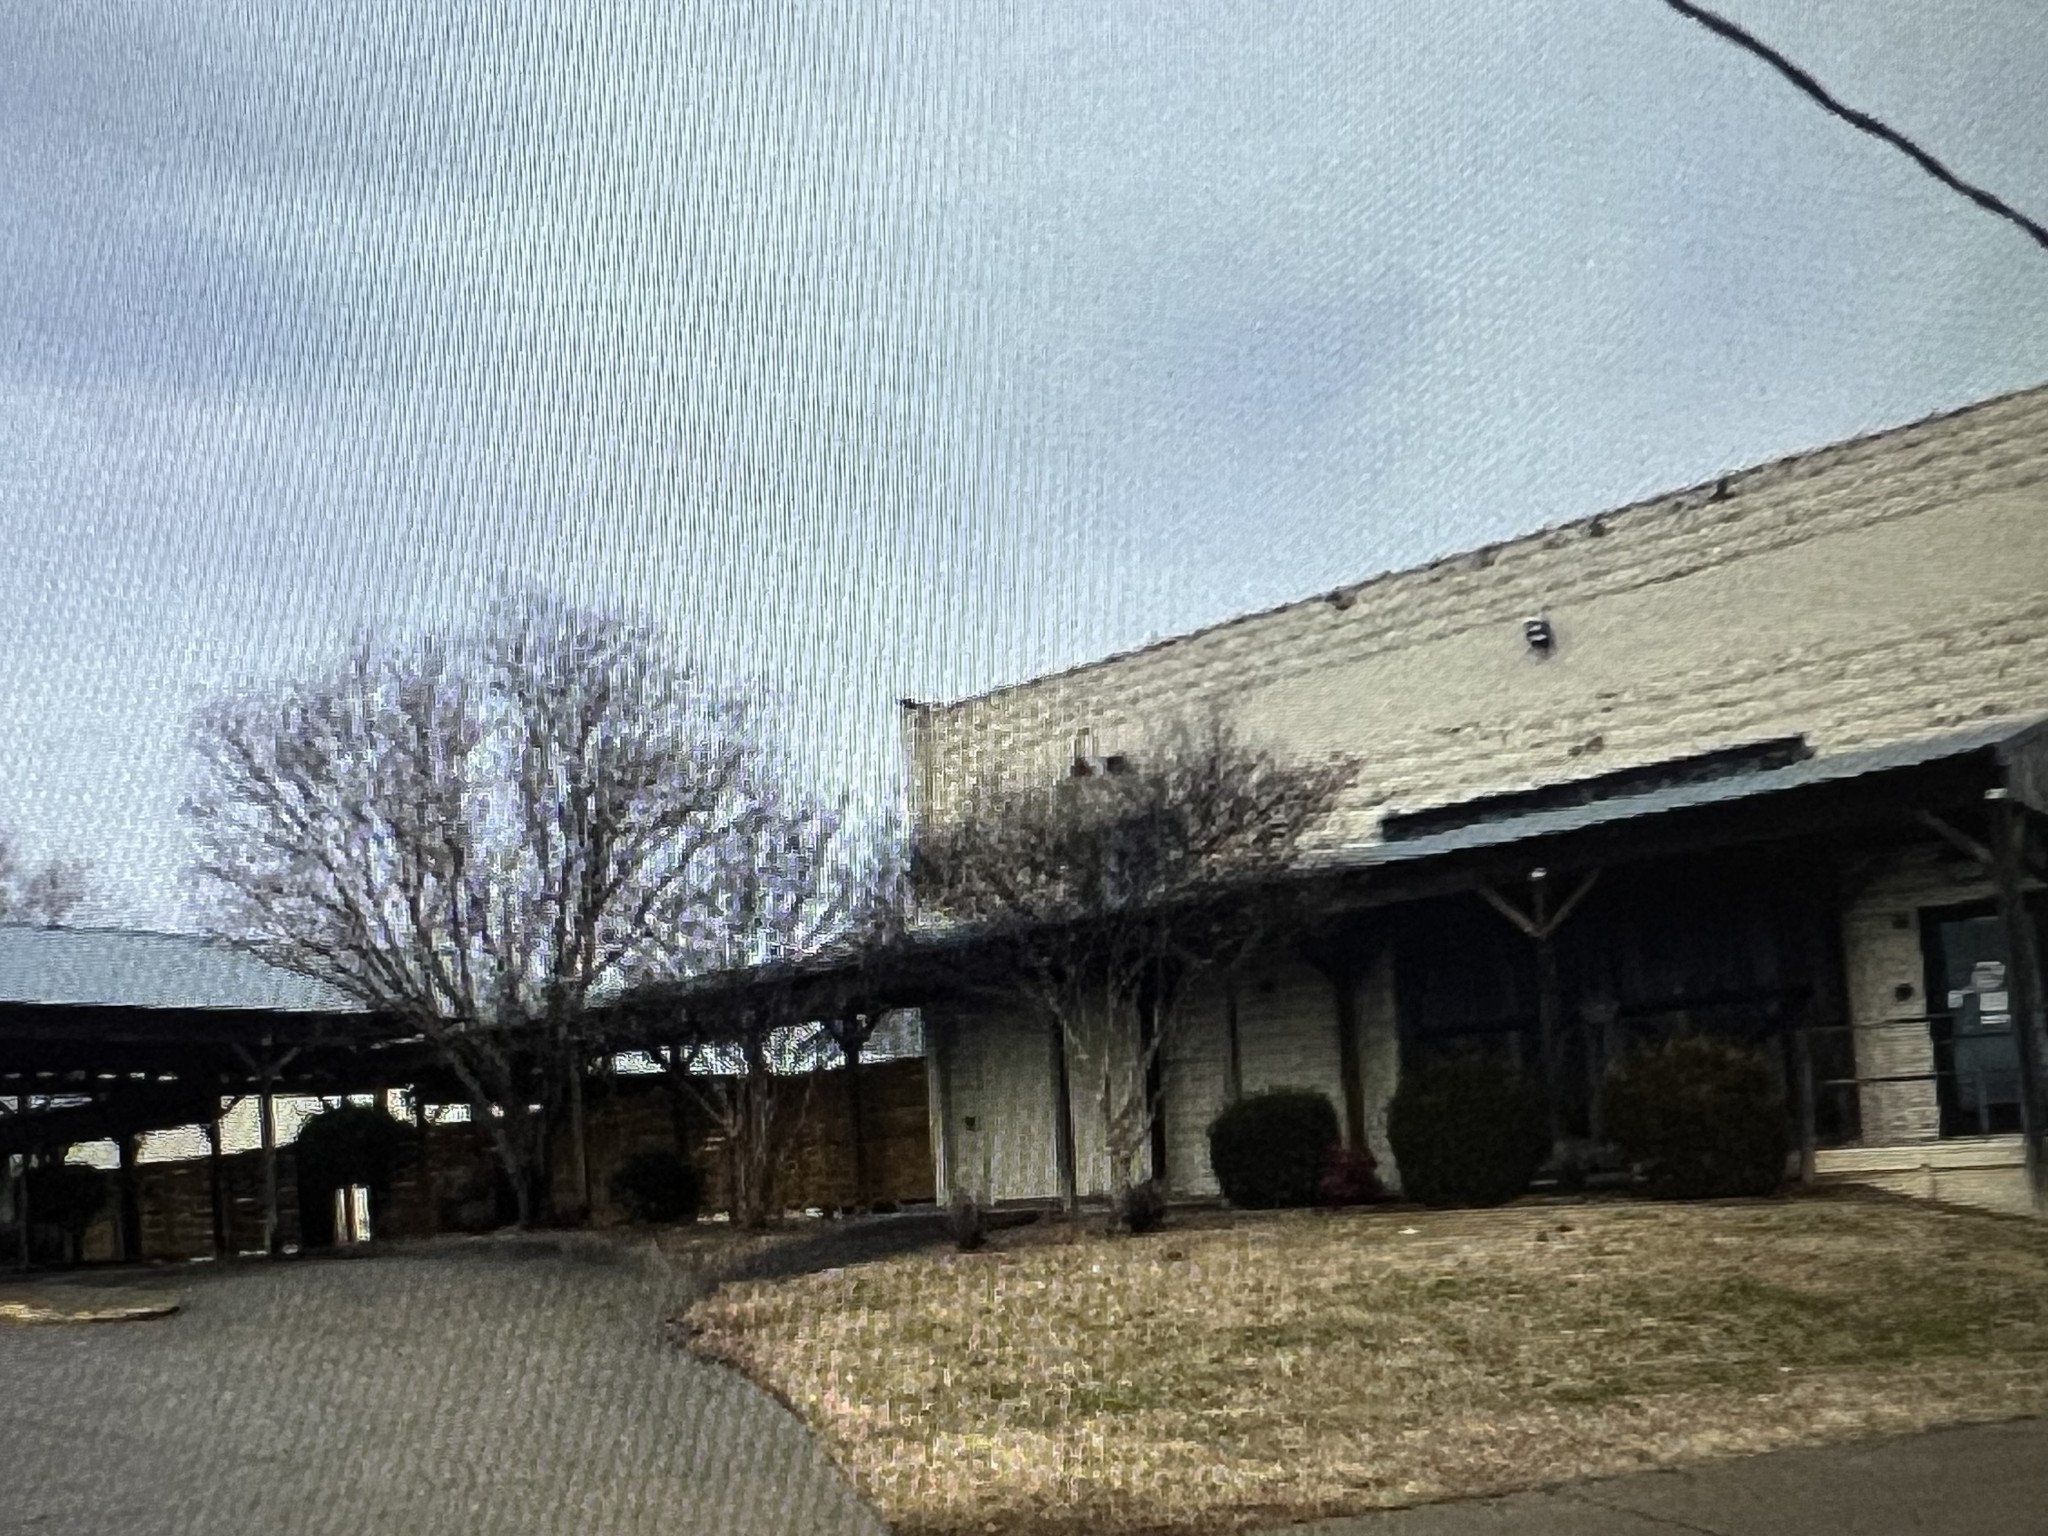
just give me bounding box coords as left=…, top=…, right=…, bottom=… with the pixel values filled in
left=898, top=379, right=2048, bottom=1215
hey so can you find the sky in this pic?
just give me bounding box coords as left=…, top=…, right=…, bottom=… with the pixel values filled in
left=4, top=0, right=2047, bottom=932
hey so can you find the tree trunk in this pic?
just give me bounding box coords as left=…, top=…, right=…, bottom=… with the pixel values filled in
left=1050, top=1015, right=1079, bottom=1216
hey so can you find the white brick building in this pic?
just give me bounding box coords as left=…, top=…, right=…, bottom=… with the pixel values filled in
left=897, top=379, right=2048, bottom=1216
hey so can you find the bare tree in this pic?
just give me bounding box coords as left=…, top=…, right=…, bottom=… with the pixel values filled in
left=183, top=591, right=775, bottom=1225
left=628, top=795, right=905, bottom=1226
left=911, top=714, right=1355, bottom=1220
left=0, top=831, right=90, bottom=927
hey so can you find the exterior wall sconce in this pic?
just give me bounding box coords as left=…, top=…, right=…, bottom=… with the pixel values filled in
left=1523, top=617, right=1555, bottom=654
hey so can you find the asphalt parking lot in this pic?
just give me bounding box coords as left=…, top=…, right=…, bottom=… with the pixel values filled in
left=0, top=1235, right=887, bottom=1536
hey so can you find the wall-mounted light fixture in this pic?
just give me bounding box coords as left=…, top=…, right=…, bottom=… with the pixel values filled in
left=1523, top=616, right=1555, bottom=654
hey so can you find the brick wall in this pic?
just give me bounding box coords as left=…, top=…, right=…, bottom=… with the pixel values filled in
left=907, top=381, right=2048, bottom=846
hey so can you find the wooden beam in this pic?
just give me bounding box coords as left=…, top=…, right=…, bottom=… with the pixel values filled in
left=1915, top=809, right=1994, bottom=868
left=1544, top=870, right=1602, bottom=936
left=1477, top=869, right=1600, bottom=942
left=1477, top=882, right=1540, bottom=938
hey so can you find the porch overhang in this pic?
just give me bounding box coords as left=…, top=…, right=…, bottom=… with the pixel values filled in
left=604, top=714, right=2048, bottom=1029
left=1305, top=713, right=2048, bottom=909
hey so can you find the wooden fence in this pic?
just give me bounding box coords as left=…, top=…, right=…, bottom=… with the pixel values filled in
left=75, top=1055, right=934, bottom=1261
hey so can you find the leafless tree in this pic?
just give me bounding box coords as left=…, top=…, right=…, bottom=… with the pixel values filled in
left=628, top=798, right=907, bottom=1226
left=183, top=591, right=779, bottom=1225
left=0, top=831, right=90, bottom=927
left=911, top=713, right=1355, bottom=1218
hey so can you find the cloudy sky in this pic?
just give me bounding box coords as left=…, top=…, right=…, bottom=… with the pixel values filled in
left=4, top=0, right=2047, bottom=931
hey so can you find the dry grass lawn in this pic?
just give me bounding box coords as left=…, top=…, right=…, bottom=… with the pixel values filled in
left=682, top=1191, right=2048, bottom=1536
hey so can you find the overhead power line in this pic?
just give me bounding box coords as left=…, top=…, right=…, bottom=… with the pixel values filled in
left=1657, top=0, right=2048, bottom=256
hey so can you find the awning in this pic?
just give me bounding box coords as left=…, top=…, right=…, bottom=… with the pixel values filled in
left=1307, top=713, right=2048, bottom=874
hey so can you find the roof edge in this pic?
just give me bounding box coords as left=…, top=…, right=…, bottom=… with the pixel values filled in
left=925, top=376, right=2048, bottom=714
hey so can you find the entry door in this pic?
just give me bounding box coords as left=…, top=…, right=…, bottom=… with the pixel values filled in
left=1922, top=909, right=2021, bottom=1137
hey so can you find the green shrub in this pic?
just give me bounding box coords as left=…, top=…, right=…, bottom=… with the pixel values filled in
left=1386, top=1053, right=1549, bottom=1208
left=1318, top=1144, right=1385, bottom=1207
left=1112, top=1178, right=1168, bottom=1234
left=1207, top=1089, right=1340, bottom=1209
left=295, top=1103, right=411, bottom=1194
left=608, top=1149, right=703, bottom=1224
left=27, top=1161, right=110, bottom=1257
left=294, top=1102, right=413, bottom=1246
left=948, top=1193, right=987, bottom=1251
left=1605, top=1034, right=1790, bottom=1199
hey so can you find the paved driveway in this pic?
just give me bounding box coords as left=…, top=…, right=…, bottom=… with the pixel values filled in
left=0, top=1237, right=887, bottom=1536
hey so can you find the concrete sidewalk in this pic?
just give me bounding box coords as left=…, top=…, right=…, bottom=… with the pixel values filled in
left=1287, top=1417, right=2048, bottom=1535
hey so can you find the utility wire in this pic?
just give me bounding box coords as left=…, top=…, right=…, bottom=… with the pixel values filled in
left=1658, top=0, right=2048, bottom=255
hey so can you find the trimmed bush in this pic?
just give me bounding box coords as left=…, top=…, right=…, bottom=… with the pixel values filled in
left=27, top=1161, right=110, bottom=1261
left=1605, top=1034, right=1790, bottom=1199
left=1207, top=1089, right=1341, bottom=1209
left=608, top=1149, right=703, bottom=1225
left=295, top=1102, right=413, bottom=1246
left=949, top=1193, right=987, bottom=1251
left=1318, top=1144, right=1385, bottom=1207
left=1112, top=1178, right=1168, bottom=1234
left=1386, top=1053, right=1549, bottom=1208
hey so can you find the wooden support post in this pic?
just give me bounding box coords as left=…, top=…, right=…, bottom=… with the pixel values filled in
left=11, top=1157, right=26, bottom=1271
left=259, top=1070, right=280, bottom=1257
left=1530, top=872, right=1564, bottom=1149
left=118, top=1132, right=143, bottom=1264
left=1582, top=998, right=1618, bottom=1145
left=1479, top=868, right=1598, bottom=1153
left=925, top=1018, right=957, bottom=1205
left=1331, top=966, right=1367, bottom=1152
left=1794, top=1020, right=1819, bottom=1186
left=1223, top=978, right=1244, bottom=1105
left=207, top=1105, right=229, bottom=1260
left=845, top=1031, right=869, bottom=1213
left=12, top=1097, right=29, bottom=1271
left=229, top=1041, right=299, bottom=1258
left=1302, top=929, right=1370, bottom=1153
left=1989, top=793, right=2048, bottom=1214
left=413, top=1087, right=434, bottom=1238
left=567, top=1037, right=590, bottom=1224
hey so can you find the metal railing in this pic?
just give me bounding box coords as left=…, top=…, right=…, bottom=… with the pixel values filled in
left=1806, top=1012, right=2028, bottom=1145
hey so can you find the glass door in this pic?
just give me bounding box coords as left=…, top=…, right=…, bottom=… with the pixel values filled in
left=1921, top=907, right=2021, bottom=1137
